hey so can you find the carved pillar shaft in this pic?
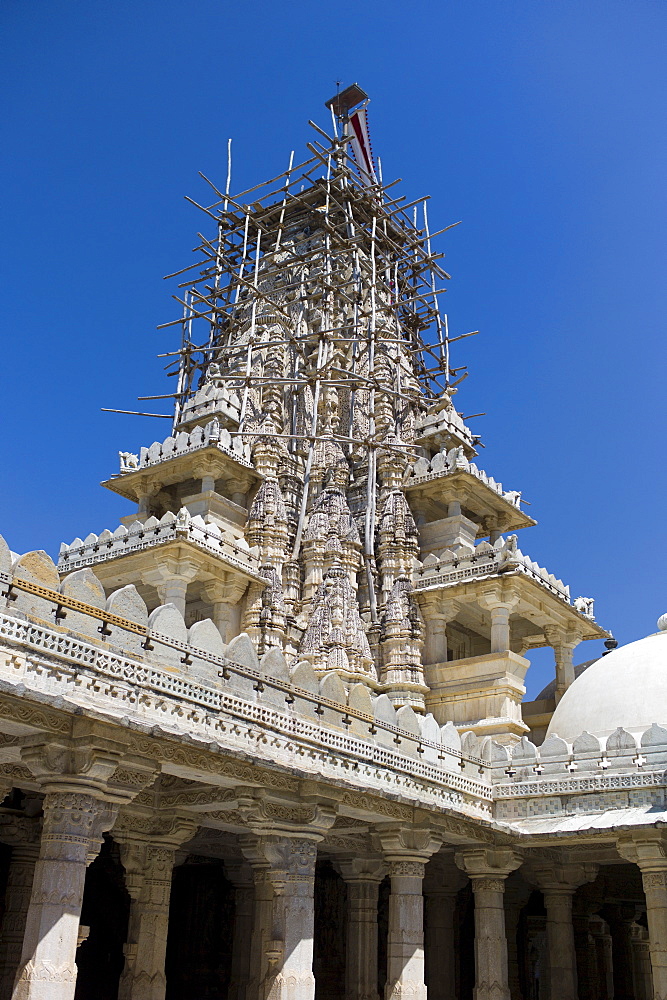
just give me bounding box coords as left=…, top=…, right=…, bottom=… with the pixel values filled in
left=470, top=877, right=511, bottom=1000
left=247, top=865, right=274, bottom=1000
left=229, top=885, right=255, bottom=1000
left=12, top=791, right=108, bottom=1000
left=345, top=880, right=381, bottom=1000
left=424, top=890, right=458, bottom=1000
left=543, top=889, right=577, bottom=1000
left=119, top=845, right=177, bottom=1000
left=155, top=579, right=188, bottom=616
left=590, top=916, right=614, bottom=1000
left=630, top=922, right=652, bottom=1000
left=504, top=899, right=525, bottom=1000
left=264, top=838, right=318, bottom=1000
left=424, top=618, right=448, bottom=665
left=640, top=870, right=667, bottom=1000
left=0, top=844, right=39, bottom=1000
left=572, top=912, right=598, bottom=1000
left=490, top=607, right=511, bottom=654
left=385, top=860, right=427, bottom=1000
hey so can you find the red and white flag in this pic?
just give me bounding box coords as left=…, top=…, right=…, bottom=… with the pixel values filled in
left=348, top=108, right=377, bottom=186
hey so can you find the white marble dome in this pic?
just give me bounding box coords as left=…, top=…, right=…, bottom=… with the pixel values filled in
left=547, top=617, right=667, bottom=742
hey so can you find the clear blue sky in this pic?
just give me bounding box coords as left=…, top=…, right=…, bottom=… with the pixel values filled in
left=1, top=0, right=665, bottom=697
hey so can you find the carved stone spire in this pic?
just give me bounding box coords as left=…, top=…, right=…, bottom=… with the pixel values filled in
left=299, top=562, right=375, bottom=684
left=379, top=575, right=427, bottom=711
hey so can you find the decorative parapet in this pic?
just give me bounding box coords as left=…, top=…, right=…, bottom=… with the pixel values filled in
left=411, top=535, right=587, bottom=610
left=114, top=418, right=251, bottom=477
left=0, top=567, right=493, bottom=815
left=177, top=381, right=241, bottom=431
left=406, top=445, right=523, bottom=509
left=58, top=509, right=261, bottom=579
left=413, top=408, right=476, bottom=453
left=488, top=726, right=667, bottom=822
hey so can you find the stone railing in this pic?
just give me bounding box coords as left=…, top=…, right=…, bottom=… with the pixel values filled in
left=58, top=509, right=261, bottom=578
left=406, top=445, right=523, bottom=508
left=413, top=407, right=476, bottom=451
left=412, top=535, right=576, bottom=605
left=488, top=727, right=667, bottom=823
left=116, top=417, right=251, bottom=476
left=177, top=381, right=241, bottom=428
left=0, top=561, right=493, bottom=815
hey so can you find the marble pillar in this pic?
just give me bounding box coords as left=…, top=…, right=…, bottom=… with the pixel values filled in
left=338, top=859, right=386, bottom=1000
left=118, top=845, right=178, bottom=1000
left=504, top=882, right=530, bottom=1000
left=225, top=862, right=255, bottom=1000
left=115, top=816, right=196, bottom=1000
left=604, top=903, right=636, bottom=1000
left=572, top=908, right=599, bottom=1000
left=455, top=848, right=522, bottom=1000
left=255, top=837, right=319, bottom=1000
left=423, top=858, right=468, bottom=1000
left=542, top=888, right=578, bottom=1000
left=526, top=861, right=597, bottom=1000
left=375, top=828, right=442, bottom=1000
left=589, top=915, right=614, bottom=1000
left=12, top=790, right=114, bottom=1000
left=0, top=820, right=40, bottom=1000
left=631, top=921, right=653, bottom=1000
left=385, top=859, right=428, bottom=1000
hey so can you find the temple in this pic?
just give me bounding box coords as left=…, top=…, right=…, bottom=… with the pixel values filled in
left=0, top=87, right=664, bottom=1000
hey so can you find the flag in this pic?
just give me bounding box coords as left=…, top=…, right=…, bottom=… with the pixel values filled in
left=348, top=108, right=377, bottom=186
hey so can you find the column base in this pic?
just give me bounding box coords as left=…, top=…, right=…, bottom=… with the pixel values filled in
left=473, top=985, right=511, bottom=1000
left=13, top=960, right=78, bottom=1000
left=385, top=983, right=427, bottom=1000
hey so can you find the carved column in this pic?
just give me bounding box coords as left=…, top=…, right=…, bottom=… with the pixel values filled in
left=572, top=905, right=600, bottom=1000
left=455, top=848, right=523, bottom=1000
left=239, top=846, right=274, bottom=1000
left=141, top=558, right=200, bottom=616
left=261, top=837, right=320, bottom=1000
left=543, top=627, right=580, bottom=703
left=12, top=790, right=117, bottom=1000
left=618, top=833, right=667, bottom=1000
left=604, top=903, right=640, bottom=1000
left=201, top=579, right=247, bottom=642
left=418, top=598, right=458, bottom=666
left=0, top=818, right=41, bottom=1000
left=237, top=788, right=337, bottom=1000
left=526, top=862, right=598, bottom=1000
left=225, top=861, right=256, bottom=1000
left=376, top=826, right=442, bottom=1000
left=504, top=881, right=530, bottom=1000
left=589, top=915, right=614, bottom=1000
left=115, top=815, right=197, bottom=1000
left=479, top=592, right=519, bottom=654
left=630, top=921, right=653, bottom=1000
left=337, top=858, right=386, bottom=1000
left=423, top=856, right=468, bottom=1000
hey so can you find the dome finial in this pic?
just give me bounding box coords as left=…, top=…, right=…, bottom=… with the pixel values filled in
left=658, top=613, right=667, bottom=632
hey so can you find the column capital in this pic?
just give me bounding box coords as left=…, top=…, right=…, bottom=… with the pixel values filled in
left=239, top=832, right=320, bottom=892
left=423, top=853, right=469, bottom=896
left=0, top=812, right=42, bottom=850
left=525, top=861, right=599, bottom=893
left=454, top=846, right=523, bottom=882
left=617, top=831, right=667, bottom=871
left=113, top=809, right=198, bottom=853
left=478, top=587, right=520, bottom=612
left=373, top=823, right=442, bottom=864
left=335, top=855, right=387, bottom=883
left=236, top=789, right=337, bottom=841
left=201, top=576, right=248, bottom=605
left=19, top=739, right=158, bottom=806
